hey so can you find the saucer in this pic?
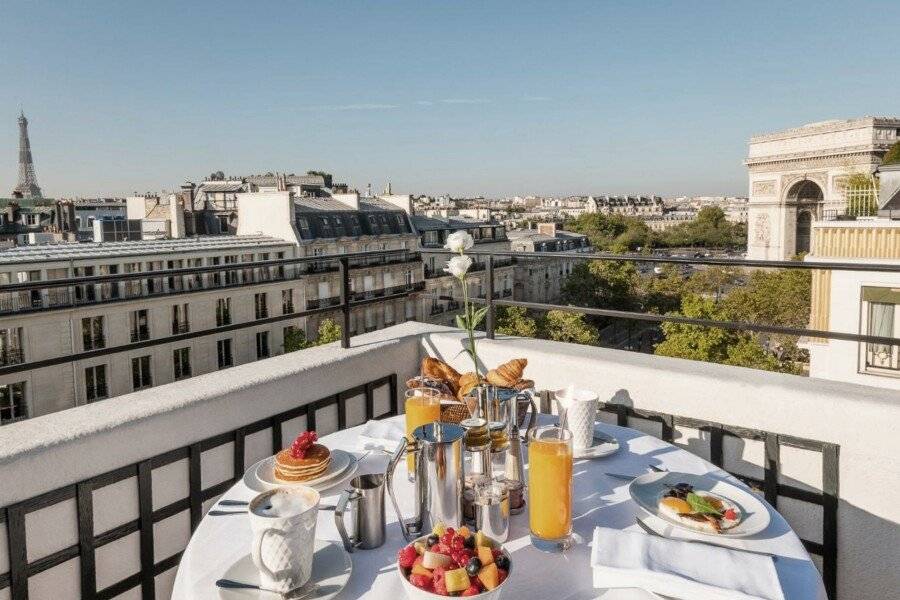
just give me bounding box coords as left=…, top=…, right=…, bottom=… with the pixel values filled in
left=573, top=428, right=619, bottom=459
left=252, top=449, right=358, bottom=491
left=217, top=539, right=351, bottom=599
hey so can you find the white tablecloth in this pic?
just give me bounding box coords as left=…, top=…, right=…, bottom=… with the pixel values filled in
left=172, top=415, right=825, bottom=600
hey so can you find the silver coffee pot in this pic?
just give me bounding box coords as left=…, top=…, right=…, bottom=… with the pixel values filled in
left=386, top=422, right=465, bottom=541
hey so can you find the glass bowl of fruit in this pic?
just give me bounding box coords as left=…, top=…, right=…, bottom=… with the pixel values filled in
left=396, top=523, right=512, bottom=599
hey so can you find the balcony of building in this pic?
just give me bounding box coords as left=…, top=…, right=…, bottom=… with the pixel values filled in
left=0, top=321, right=896, bottom=599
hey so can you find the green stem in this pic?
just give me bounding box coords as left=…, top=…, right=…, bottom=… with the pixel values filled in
left=459, top=253, right=480, bottom=377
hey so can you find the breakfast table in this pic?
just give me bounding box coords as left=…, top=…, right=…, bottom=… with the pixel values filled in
left=171, top=414, right=826, bottom=600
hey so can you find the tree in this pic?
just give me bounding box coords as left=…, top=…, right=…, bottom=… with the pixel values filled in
left=566, top=213, right=652, bottom=252
left=540, top=310, right=600, bottom=345
left=561, top=260, right=641, bottom=312
left=686, top=266, right=742, bottom=302
left=654, top=293, right=801, bottom=374
left=283, top=319, right=343, bottom=353
left=495, top=306, right=539, bottom=337
left=656, top=206, right=746, bottom=249
left=882, top=141, right=900, bottom=166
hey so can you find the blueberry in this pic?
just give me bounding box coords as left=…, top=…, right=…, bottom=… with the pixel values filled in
left=426, top=534, right=439, bottom=547
left=463, top=535, right=475, bottom=549
left=495, top=555, right=510, bottom=570
left=466, top=556, right=482, bottom=576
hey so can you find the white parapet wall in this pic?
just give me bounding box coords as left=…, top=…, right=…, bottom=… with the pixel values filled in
left=422, top=328, right=900, bottom=600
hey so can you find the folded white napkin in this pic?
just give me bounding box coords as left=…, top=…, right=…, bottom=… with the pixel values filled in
left=591, top=527, right=784, bottom=600
left=357, top=419, right=406, bottom=452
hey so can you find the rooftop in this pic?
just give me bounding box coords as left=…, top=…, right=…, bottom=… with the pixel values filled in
left=0, top=234, right=291, bottom=265
left=410, top=214, right=497, bottom=231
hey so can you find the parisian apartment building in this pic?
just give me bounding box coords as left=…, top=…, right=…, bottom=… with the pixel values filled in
left=0, top=184, right=425, bottom=424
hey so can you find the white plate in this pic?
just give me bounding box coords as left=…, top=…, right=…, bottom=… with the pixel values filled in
left=573, top=428, right=620, bottom=459
left=628, top=471, right=771, bottom=538
left=217, top=539, right=351, bottom=600
left=252, top=449, right=357, bottom=490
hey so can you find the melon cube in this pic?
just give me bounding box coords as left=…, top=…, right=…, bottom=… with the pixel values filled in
left=478, top=562, right=500, bottom=590
left=444, top=567, right=471, bottom=593
left=477, top=545, right=494, bottom=566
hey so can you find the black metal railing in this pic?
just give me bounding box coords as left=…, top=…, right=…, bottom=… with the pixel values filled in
left=419, top=249, right=900, bottom=349
left=172, top=322, right=190, bottom=335
left=0, top=349, right=24, bottom=366
left=306, top=296, right=341, bottom=311
left=0, top=250, right=422, bottom=317
left=0, top=375, right=398, bottom=600
left=0, top=251, right=425, bottom=378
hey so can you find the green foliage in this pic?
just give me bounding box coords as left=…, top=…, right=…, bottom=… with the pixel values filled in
left=882, top=141, right=900, bottom=166
left=541, top=310, right=600, bottom=345
left=283, top=319, right=343, bottom=353
left=495, top=306, right=539, bottom=338
left=561, top=261, right=641, bottom=312
left=567, top=213, right=653, bottom=252
left=655, top=207, right=746, bottom=249
left=654, top=293, right=801, bottom=374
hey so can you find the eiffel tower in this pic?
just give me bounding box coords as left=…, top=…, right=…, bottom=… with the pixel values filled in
left=11, top=110, right=42, bottom=199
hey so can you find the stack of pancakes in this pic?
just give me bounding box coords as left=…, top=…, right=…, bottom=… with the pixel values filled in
left=274, top=444, right=331, bottom=482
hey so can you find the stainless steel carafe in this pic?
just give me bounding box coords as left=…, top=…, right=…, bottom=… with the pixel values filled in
left=386, top=422, right=465, bottom=541
left=334, top=473, right=386, bottom=552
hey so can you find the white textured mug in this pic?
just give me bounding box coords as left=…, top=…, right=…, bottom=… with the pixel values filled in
left=248, top=486, right=320, bottom=593
left=555, top=388, right=599, bottom=450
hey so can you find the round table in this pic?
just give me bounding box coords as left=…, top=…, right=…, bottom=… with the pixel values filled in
left=172, top=415, right=825, bottom=600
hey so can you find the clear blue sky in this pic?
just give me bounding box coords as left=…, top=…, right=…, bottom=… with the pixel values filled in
left=2, top=1, right=898, bottom=199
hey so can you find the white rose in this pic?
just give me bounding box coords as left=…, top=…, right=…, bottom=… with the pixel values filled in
left=444, top=255, right=473, bottom=278
left=444, top=231, right=475, bottom=253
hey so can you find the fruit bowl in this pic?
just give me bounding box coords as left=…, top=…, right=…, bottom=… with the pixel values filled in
left=396, top=526, right=512, bottom=599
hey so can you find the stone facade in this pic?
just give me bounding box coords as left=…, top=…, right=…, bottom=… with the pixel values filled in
left=745, top=117, right=900, bottom=260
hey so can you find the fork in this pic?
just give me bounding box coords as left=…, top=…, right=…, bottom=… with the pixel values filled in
left=216, top=578, right=319, bottom=599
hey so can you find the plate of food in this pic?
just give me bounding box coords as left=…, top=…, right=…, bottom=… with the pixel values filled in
left=628, top=471, right=770, bottom=537
left=396, top=523, right=511, bottom=599
left=252, top=431, right=358, bottom=491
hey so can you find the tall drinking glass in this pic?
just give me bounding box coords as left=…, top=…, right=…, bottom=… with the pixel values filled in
left=527, top=425, right=573, bottom=551
left=404, top=388, right=441, bottom=475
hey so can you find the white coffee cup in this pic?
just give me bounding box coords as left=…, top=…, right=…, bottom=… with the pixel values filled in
left=248, top=486, right=320, bottom=593
left=555, top=387, right=599, bottom=450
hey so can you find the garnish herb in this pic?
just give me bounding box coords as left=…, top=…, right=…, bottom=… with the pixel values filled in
left=686, top=492, right=723, bottom=517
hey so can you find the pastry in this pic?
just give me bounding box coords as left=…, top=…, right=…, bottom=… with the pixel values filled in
left=421, top=357, right=462, bottom=394
left=456, top=372, right=482, bottom=400
left=274, top=431, right=332, bottom=482
left=485, top=358, right=527, bottom=388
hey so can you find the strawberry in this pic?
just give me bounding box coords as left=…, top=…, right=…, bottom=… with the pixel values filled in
left=409, top=574, right=433, bottom=590
left=432, top=566, right=447, bottom=584
left=433, top=578, right=449, bottom=596
left=461, top=583, right=482, bottom=596
left=451, top=536, right=467, bottom=551
left=398, top=545, right=418, bottom=569
left=498, top=568, right=508, bottom=584
left=724, top=508, right=737, bottom=521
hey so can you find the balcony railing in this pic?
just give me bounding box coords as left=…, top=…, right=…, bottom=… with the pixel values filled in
left=130, top=329, right=150, bottom=343
left=172, top=321, right=190, bottom=335
left=419, top=249, right=900, bottom=351
left=0, top=249, right=422, bottom=317
left=0, top=251, right=428, bottom=379
left=306, top=296, right=341, bottom=310
left=1, top=323, right=897, bottom=599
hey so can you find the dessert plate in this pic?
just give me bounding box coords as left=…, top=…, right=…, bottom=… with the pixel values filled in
left=252, top=449, right=356, bottom=491
left=573, top=427, right=620, bottom=459
left=629, top=471, right=770, bottom=537
left=217, top=539, right=351, bottom=600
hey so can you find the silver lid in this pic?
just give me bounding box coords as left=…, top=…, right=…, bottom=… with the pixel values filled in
left=412, top=422, right=465, bottom=444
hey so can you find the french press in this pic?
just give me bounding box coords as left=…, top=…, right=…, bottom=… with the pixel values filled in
left=386, top=422, right=466, bottom=541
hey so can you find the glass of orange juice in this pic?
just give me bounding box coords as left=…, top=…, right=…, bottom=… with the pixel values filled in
left=528, top=424, right=573, bottom=551
left=404, top=388, right=441, bottom=476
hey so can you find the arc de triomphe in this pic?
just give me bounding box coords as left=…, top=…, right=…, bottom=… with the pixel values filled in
left=745, top=117, right=900, bottom=260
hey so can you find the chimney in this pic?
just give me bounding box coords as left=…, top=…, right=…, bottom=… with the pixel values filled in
left=332, top=190, right=360, bottom=210
left=379, top=193, right=413, bottom=214
left=169, top=194, right=186, bottom=238
left=537, top=222, right=557, bottom=237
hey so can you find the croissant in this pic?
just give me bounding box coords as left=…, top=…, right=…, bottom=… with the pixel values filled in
left=456, top=372, right=482, bottom=401
left=421, top=357, right=462, bottom=394
left=485, top=358, right=527, bottom=388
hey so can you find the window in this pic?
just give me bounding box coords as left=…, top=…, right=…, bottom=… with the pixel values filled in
left=209, top=256, right=222, bottom=286
left=255, top=292, right=268, bottom=320
left=384, top=303, right=395, bottom=326
left=0, top=327, right=24, bottom=366
left=217, top=339, right=233, bottom=369
left=82, top=316, right=105, bottom=350
left=0, top=382, right=27, bottom=424
left=130, top=309, right=150, bottom=342
left=173, top=347, right=191, bottom=380
left=224, top=255, right=238, bottom=285
left=216, top=298, right=232, bottom=326
left=282, top=289, right=294, bottom=314
left=217, top=215, right=229, bottom=233
left=406, top=299, right=416, bottom=321
left=296, top=216, right=312, bottom=238
left=862, top=287, right=900, bottom=374
left=256, top=331, right=270, bottom=359
left=131, top=356, right=152, bottom=390
left=172, top=303, right=190, bottom=334
left=74, top=266, right=96, bottom=303
left=85, top=365, right=108, bottom=402
left=99, top=264, right=120, bottom=299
